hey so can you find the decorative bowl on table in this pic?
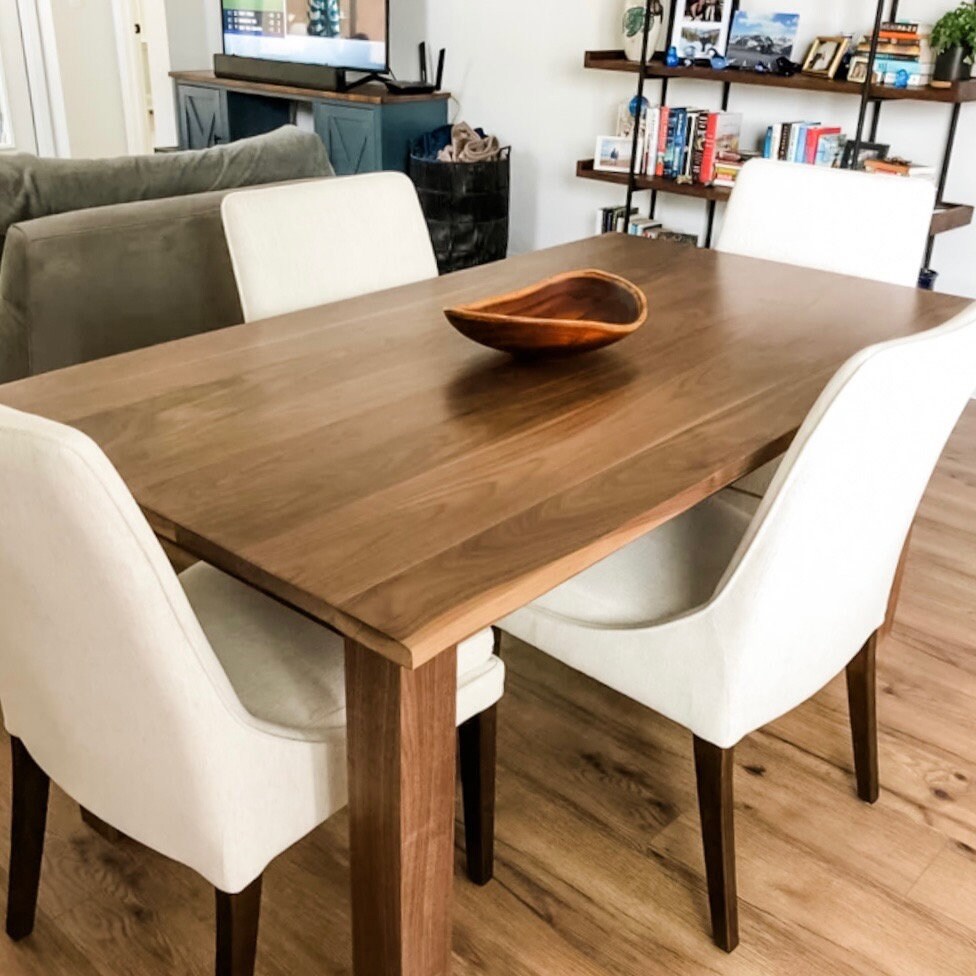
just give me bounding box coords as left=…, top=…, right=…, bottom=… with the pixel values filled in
left=444, top=269, right=648, bottom=357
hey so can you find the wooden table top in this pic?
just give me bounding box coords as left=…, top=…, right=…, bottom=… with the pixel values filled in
left=0, top=236, right=966, bottom=668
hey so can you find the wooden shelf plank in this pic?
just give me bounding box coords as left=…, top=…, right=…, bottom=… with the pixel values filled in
left=576, top=159, right=731, bottom=201
left=584, top=50, right=976, bottom=104
left=576, top=161, right=973, bottom=238
left=931, top=203, right=974, bottom=236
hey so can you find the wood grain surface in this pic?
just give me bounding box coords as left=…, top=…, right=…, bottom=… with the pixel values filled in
left=2, top=405, right=976, bottom=976
left=444, top=268, right=648, bottom=356
left=0, top=235, right=966, bottom=668
left=345, top=640, right=456, bottom=976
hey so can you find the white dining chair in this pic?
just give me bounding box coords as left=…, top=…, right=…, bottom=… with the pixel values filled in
left=497, top=305, right=976, bottom=951
left=717, top=158, right=935, bottom=287
left=717, top=158, right=938, bottom=497
left=221, top=172, right=438, bottom=323
left=0, top=404, right=504, bottom=976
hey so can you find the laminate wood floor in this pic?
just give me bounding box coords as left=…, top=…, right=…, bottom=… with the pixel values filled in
left=3, top=407, right=976, bottom=975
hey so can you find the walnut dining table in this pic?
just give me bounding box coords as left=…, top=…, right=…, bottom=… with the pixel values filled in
left=0, top=234, right=967, bottom=976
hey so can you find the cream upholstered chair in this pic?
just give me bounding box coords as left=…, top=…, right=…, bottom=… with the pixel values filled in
left=717, top=158, right=935, bottom=287
left=717, top=158, right=937, bottom=496
left=498, top=305, right=976, bottom=952
left=0, top=405, right=504, bottom=976
left=221, top=172, right=438, bottom=323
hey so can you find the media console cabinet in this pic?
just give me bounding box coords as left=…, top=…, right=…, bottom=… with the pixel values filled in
left=170, top=70, right=449, bottom=175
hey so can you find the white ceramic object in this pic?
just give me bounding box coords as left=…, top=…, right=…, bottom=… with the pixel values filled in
left=622, top=0, right=664, bottom=62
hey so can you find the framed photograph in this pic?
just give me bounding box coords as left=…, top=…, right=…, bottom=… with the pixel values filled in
left=726, top=12, right=801, bottom=68
left=802, top=36, right=849, bottom=78
left=841, top=140, right=889, bottom=171
left=670, top=0, right=734, bottom=58
left=846, top=54, right=881, bottom=85
left=594, top=135, right=637, bottom=174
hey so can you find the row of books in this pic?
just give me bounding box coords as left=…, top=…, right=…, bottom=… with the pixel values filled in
left=857, top=20, right=934, bottom=87
left=618, top=104, right=743, bottom=186
left=762, top=122, right=844, bottom=167
left=593, top=206, right=698, bottom=245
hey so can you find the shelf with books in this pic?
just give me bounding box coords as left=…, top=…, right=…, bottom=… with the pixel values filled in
left=576, top=159, right=731, bottom=201
left=583, top=50, right=976, bottom=104
left=580, top=0, right=973, bottom=271
left=578, top=159, right=971, bottom=238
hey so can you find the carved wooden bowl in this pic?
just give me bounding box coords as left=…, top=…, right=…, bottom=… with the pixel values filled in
left=444, top=269, right=648, bottom=357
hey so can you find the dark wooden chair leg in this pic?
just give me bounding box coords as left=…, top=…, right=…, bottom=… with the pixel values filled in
left=458, top=704, right=497, bottom=885
left=7, top=738, right=50, bottom=942
left=846, top=632, right=880, bottom=804
left=693, top=735, right=739, bottom=953
left=215, top=876, right=262, bottom=976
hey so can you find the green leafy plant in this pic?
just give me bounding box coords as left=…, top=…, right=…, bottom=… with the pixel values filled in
left=932, top=2, right=976, bottom=61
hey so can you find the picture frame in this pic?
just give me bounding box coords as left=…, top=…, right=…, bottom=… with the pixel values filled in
left=726, top=12, right=801, bottom=68
left=593, top=135, right=637, bottom=174
left=670, top=0, right=734, bottom=59
left=802, top=36, right=849, bottom=78
left=846, top=54, right=880, bottom=85
left=841, top=140, right=889, bottom=171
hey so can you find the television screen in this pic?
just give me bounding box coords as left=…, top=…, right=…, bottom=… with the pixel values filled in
left=222, top=0, right=388, bottom=74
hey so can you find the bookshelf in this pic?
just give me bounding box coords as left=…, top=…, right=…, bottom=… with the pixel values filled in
left=583, top=50, right=976, bottom=103
left=580, top=0, right=974, bottom=266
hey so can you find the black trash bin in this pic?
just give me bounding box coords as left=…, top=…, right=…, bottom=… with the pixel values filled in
left=409, top=148, right=510, bottom=275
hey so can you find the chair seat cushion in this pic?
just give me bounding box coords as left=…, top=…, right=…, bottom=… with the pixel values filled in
left=527, top=493, right=757, bottom=628
left=180, top=563, right=500, bottom=738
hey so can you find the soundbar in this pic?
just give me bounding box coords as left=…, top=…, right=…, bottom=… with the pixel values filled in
left=213, top=54, right=375, bottom=93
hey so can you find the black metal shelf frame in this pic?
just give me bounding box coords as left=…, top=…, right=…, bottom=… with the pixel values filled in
left=622, top=0, right=965, bottom=261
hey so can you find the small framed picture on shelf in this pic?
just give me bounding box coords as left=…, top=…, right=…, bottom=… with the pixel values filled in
left=846, top=54, right=880, bottom=85
left=670, top=0, right=733, bottom=59
left=841, top=140, right=889, bottom=171
left=802, top=36, right=849, bottom=78
left=726, top=12, right=801, bottom=68
left=594, top=135, right=637, bottom=174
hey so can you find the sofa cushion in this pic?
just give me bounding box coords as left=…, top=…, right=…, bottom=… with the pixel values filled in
left=0, top=188, right=250, bottom=382
left=0, top=125, right=334, bottom=257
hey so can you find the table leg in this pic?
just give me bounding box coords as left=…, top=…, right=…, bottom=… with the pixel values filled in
left=345, top=638, right=457, bottom=976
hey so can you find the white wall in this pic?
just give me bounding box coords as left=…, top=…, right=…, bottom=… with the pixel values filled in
left=47, top=0, right=129, bottom=157
left=427, top=0, right=976, bottom=298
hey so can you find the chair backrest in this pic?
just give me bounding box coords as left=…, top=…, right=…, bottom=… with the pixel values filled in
left=0, top=405, right=259, bottom=871
left=221, top=172, right=438, bottom=322
left=711, top=305, right=976, bottom=739
left=716, top=159, right=935, bottom=287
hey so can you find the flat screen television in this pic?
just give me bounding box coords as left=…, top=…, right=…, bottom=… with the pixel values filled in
left=221, top=0, right=388, bottom=75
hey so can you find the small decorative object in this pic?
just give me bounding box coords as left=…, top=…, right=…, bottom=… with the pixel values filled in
left=802, top=36, right=849, bottom=78
left=594, top=134, right=638, bottom=173
left=670, top=0, right=734, bottom=59
left=841, top=140, right=890, bottom=171
left=622, top=0, right=666, bottom=62
left=726, top=11, right=800, bottom=68
left=894, top=67, right=911, bottom=88
left=444, top=269, right=648, bottom=358
left=931, top=2, right=976, bottom=87
left=666, top=45, right=681, bottom=67
left=847, top=54, right=878, bottom=85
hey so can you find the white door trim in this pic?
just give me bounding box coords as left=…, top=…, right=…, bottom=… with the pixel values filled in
left=16, top=0, right=69, bottom=156
left=110, top=0, right=152, bottom=154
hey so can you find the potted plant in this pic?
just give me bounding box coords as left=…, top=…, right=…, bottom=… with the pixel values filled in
left=931, top=2, right=976, bottom=87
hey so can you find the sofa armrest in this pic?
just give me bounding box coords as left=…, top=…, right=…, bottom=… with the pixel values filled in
left=0, top=187, right=246, bottom=382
